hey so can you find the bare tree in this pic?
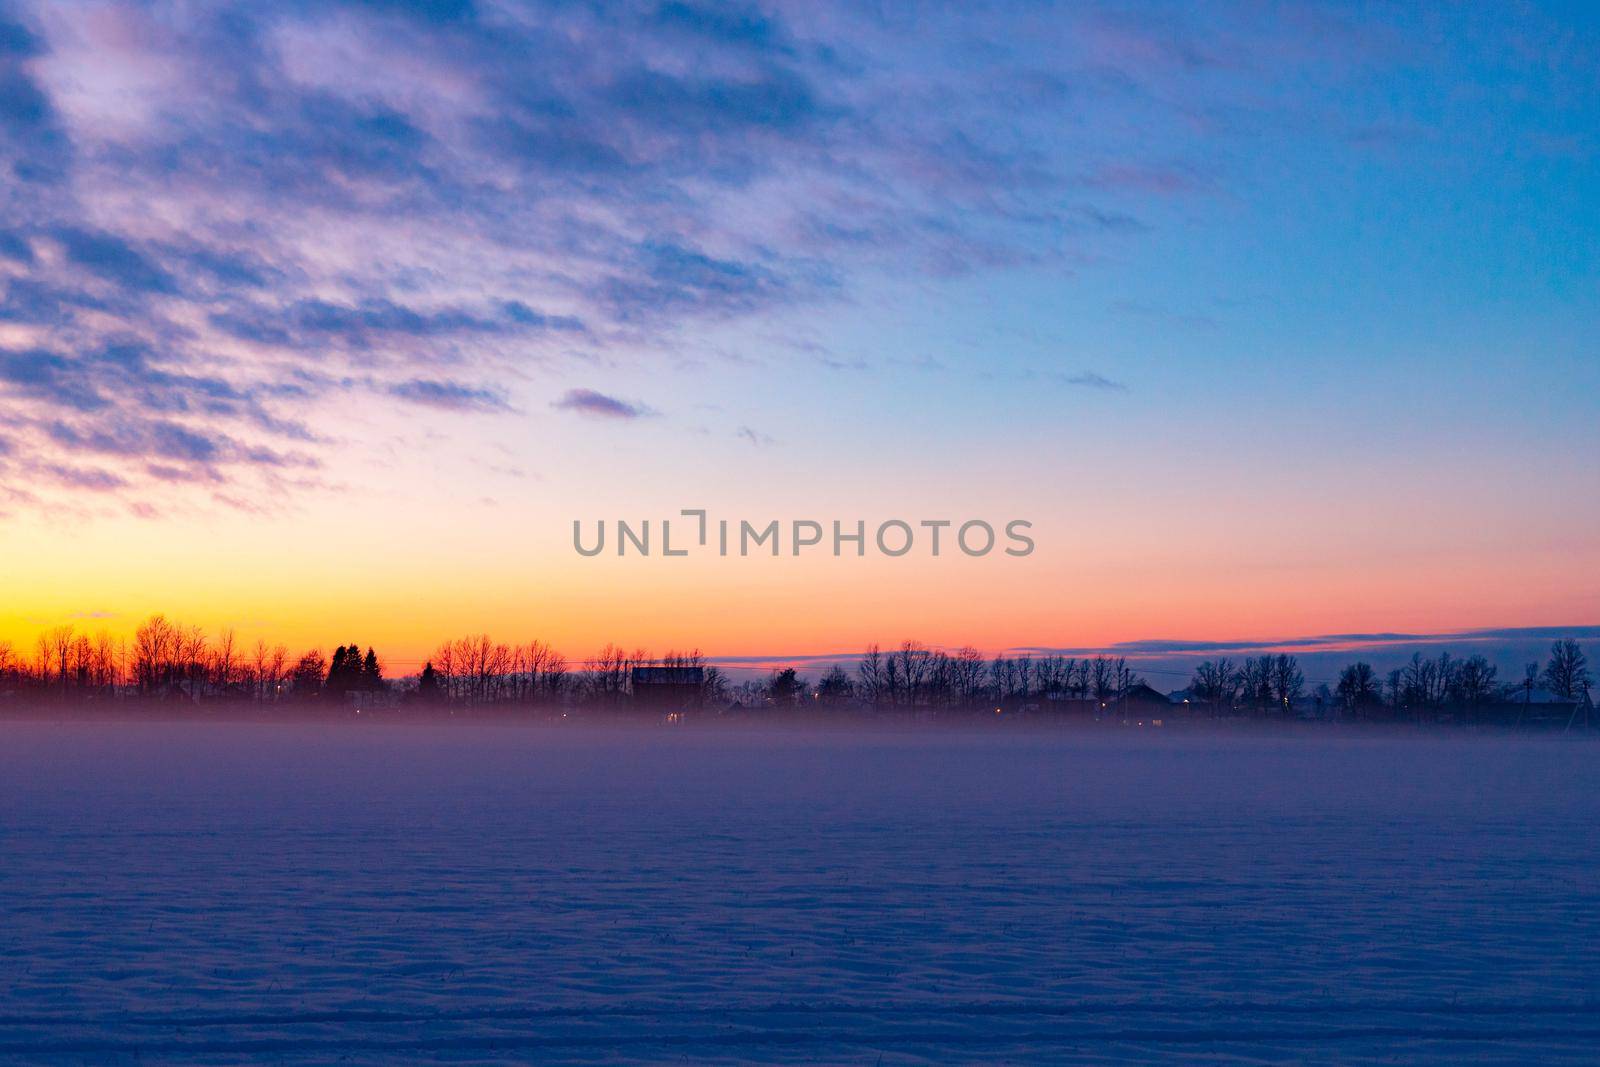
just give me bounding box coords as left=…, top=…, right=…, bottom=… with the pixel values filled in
left=249, top=640, right=270, bottom=702
left=949, top=646, right=987, bottom=708
left=1235, top=657, right=1274, bottom=713
left=1089, top=656, right=1115, bottom=702
left=1189, top=659, right=1237, bottom=714
left=1453, top=654, right=1498, bottom=719
left=1335, top=662, right=1382, bottom=718
left=1270, top=654, right=1304, bottom=714
left=213, top=628, right=238, bottom=695
left=856, top=644, right=885, bottom=709
left=1543, top=639, right=1591, bottom=701
left=886, top=641, right=932, bottom=708
left=268, top=644, right=288, bottom=702
left=989, top=655, right=1027, bottom=706
left=582, top=643, right=650, bottom=708
left=133, top=615, right=179, bottom=696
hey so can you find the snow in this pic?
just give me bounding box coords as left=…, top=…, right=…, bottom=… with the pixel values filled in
left=2, top=723, right=1598, bottom=1063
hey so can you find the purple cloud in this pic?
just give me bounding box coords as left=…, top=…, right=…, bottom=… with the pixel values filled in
left=552, top=389, right=652, bottom=420
left=0, top=0, right=1416, bottom=510
left=389, top=379, right=511, bottom=413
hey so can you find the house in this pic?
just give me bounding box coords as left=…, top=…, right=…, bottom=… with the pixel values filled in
left=1099, top=682, right=1170, bottom=721
left=1499, top=686, right=1590, bottom=728
left=631, top=666, right=704, bottom=717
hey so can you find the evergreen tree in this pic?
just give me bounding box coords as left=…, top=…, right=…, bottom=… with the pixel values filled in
left=418, top=662, right=440, bottom=703
left=325, top=643, right=365, bottom=701
left=766, top=668, right=806, bottom=706
left=361, top=648, right=383, bottom=691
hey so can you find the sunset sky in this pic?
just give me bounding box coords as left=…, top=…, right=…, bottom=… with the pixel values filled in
left=1, top=1, right=1597, bottom=671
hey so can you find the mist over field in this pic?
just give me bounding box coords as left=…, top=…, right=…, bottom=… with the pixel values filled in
left=3, top=722, right=1598, bottom=1064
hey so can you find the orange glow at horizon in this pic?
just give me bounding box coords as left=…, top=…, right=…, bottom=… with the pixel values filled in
left=5, top=493, right=1596, bottom=672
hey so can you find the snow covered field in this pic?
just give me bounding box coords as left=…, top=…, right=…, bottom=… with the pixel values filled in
left=2, top=723, right=1598, bottom=1064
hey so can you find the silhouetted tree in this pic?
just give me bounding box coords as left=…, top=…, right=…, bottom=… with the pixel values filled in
left=1189, top=659, right=1237, bottom=713
left=11, top=614, right=1596, bottom=734
left=990, top=654, right=1028, bottom=706
left=1089, top=656, right=1115, bottom=701
left=1335, top=662, right=1382, bottom=718
left=1452, top=654, right=1498, bottom=719
left=949, top=647, right=987, bottom=708
left=856, top=644, right=885, bottom=708
left=417, top=661, right=441, bottom=703
left=212, top=628, right=238, bottom=694
left=1270, top=654, right=1304, bottom=714
left=817, top=665, right=854, bottom=706
left=1111, top=657, right=1136, bottom=694
left=767, top=668, right=806, bottom=707
left=361, top=647, right=384, bottom=691
left=1237, top=657, right=1274, bottom=713
left=887, top=641, right=932, bottom=707
left=324, top=643, right=366, bottom=702
left=290, top=651, right=327, bottom=700
left=1543, top=639, right=1590, bottom=700
left=1386, top=667, right=1406, bottom=712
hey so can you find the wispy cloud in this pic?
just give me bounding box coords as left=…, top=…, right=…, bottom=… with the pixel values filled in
left=735, top=425, right=774, bottom=446
left=389, top=379, right=512, bottom=413
left=1066, top=371, right=1128, bottom=391
left=552, top=388, right=653, bottom=420
left=0, top=0, right=1410, bottom=510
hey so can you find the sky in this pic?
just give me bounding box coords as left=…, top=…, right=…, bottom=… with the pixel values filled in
left=0, top=0, right=1597, bottom=672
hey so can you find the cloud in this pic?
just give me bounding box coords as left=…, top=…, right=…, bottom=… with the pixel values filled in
left=0, top=0, right=1364, bottom=509
left=42, top=463, right=125, bottom=491
left=0, top=347, right=110, bottom=411
left=211, top=297, right=581, bottom=350
left=735, top=425, right=773, bottom=446
left=1066, top=371, right=1128, bottom=391
left=552, top=388, right=652, bottom=420
left=389, top=378, right=511, bottom=413
left=1011, top=627, right=1600, bottom=686
left=653, top=1, right=790, bottom=50
left=601, top=240, right=810, bottom=322
left=50, top=227, right=178, bottom=294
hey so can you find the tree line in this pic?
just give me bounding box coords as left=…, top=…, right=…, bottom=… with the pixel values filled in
left=0, top=616, right=1590, bottom=724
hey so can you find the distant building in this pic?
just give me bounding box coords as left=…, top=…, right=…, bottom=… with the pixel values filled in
left=1493, top=686, right=1587, bottom=728
left=345, top=688, right=397, bottom=713
left=1512, top=686, right=1576, bottom=706
left=631, top=666, right=705, bottom=717
left=1069, top=682, right=1175, bottom=722
left=1118, top=682, right=1171, bottom=715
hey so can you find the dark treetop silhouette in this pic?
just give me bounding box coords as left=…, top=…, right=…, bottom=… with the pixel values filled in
left=0, top=619, right=1591, bottom=728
